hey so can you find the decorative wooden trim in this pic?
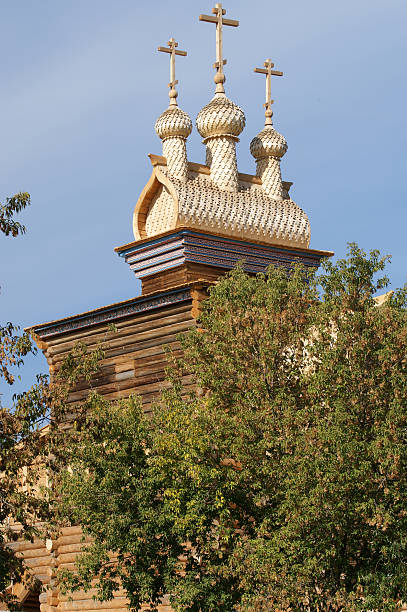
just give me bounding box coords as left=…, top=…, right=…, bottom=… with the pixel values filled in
left=114, top=226, right=334, bottom=258
left=118, top=229, right=332, bottom=287
left=132, top=170, right=159, bottom=239
left=29, top=288, right=193, bottom=341
left=133, top=166, right=180, bottom=240
left=116, top=228, right=333, bottom=258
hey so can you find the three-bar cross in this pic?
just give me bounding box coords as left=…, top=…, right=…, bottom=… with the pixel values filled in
left=199, top=3, right=239, bottom=94
left=254, top=59, right=283, bottom=125
left=158, top=37, right=187, bottom=106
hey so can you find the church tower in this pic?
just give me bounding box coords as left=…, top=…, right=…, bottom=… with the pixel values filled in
left=19, top=6, right=332, bottom=612
left=117, top=4, right=329, bottom=295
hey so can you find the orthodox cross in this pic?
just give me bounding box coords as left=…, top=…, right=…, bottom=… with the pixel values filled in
left=199, top=3, right=239, bottom=94
left=158, top=37, right=187, bottom=106
left=254, top=59, right=283, bottom=125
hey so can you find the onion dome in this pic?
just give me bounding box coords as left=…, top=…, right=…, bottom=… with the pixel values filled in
left=196, top=94, right=245, bottom=141
left=155, top=106, right=192, bottom=141
left=250, top=124, right=287, bottom=160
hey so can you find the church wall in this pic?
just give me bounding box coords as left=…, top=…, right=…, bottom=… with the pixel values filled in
left=7, top=537, right=51, bottom=588
left=35, top=289, right=200, bottom=413
left=15, top=287, right=206, bottom=612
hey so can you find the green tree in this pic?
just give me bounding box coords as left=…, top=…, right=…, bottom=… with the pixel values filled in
left=0, top=191, right=42, bottom=606
left=0, top=191, right=106, bottom=610
left=0, top=339, right=102, bottom=609
left=0, top=192, right=32, bottom=386
left=0, top=192, right=72, bottom=608
left=56, top=244, right=407, bottom=611
left=0, top=192, right=30, bottom=238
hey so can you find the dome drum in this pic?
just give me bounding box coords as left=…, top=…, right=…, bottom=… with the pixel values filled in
left=196, top=94, right=246, bottom=192
left=201, top=133, right=240, bottom=144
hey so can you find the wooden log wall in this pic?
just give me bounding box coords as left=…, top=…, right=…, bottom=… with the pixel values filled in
left=7, top=536, right=51, bottom=589
left=42, top=297, right=198, bottom=413
left=10, top=286, right=208, bottom=612
left=8, top=527, right=173, bottom=612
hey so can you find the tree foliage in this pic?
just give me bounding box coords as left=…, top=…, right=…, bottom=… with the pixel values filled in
left=0, top=339, right=103, bottom=609
left=0, top=190, right=37, bottom=607
left=55, top=244, right=407, bottom=611
left=0, top=368, right=50, bottom=604
left=0, top=192, right=30, bottom=238
left=0, top=194, right=98, bottom=608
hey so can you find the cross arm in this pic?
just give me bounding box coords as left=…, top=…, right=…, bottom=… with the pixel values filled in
left=254, top=67, right=283, bottom=77
left=199, top=14, right=239, bottom=26
left=158, top=46, right=187, bottom=56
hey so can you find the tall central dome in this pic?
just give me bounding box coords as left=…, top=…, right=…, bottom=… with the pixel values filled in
left=196, top=94, right=245, bottom=191
left=196, top=3, right=245, bottom=191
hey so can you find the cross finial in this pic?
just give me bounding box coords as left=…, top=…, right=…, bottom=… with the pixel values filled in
left=199, top=3, right=239, bottom=94
left=254, top=58, right=283, bottom=125
left=158, top=37, right=187, bottom=107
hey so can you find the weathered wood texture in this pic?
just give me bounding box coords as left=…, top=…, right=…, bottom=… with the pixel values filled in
left=22, top=590, right=40, bottom=612
left=141, top=263, right=222, bottom=294
left=7, top=537, right=51, bottom=586
left=8, top=527, right=172, bottom=612
left=43, top=299, right=197, bottom=413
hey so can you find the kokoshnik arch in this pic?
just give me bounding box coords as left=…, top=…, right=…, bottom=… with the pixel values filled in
left=6, top=5, right=332, bottom=612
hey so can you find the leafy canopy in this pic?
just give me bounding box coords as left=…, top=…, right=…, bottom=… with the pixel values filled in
left=0, top=191, right=37, bottom=607
left=0, top=192, right=30, bottom=238
left=55, top=244, right=407, bottom=611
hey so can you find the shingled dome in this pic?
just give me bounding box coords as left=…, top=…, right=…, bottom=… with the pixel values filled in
left=155, top=106, right=192, bottom=140
left=250, top=124, right=288, bottom=160
left=196, top=93, right=245, bottom=141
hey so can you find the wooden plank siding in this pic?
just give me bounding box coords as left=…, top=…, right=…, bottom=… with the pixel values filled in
left=42, top=300, right=197, bottom=412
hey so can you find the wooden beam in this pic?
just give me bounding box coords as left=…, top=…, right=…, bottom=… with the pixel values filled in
left=157, top=47, right=187, bottom=56
left=199, top=14, right=239, bottom=26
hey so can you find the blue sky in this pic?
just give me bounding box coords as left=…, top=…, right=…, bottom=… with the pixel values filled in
left=1, top=0, right=406, bottom=401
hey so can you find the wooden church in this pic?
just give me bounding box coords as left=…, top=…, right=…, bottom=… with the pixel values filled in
left=5, top=4, right=331, bottom=612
